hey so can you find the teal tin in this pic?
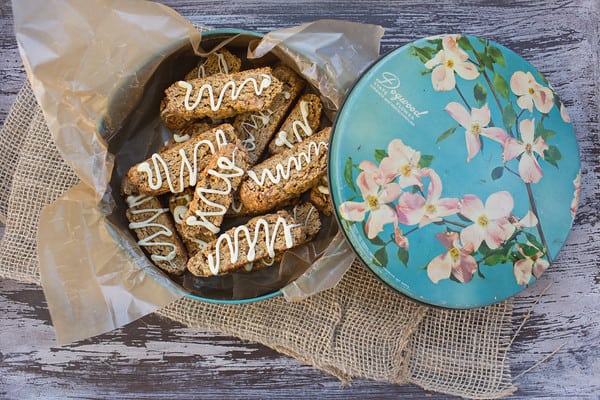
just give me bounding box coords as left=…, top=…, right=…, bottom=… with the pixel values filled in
left=329, top=34, right=581, bottom=308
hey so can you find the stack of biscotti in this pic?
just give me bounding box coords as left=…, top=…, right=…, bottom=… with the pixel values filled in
left=123, top=45, right=334, bottom=279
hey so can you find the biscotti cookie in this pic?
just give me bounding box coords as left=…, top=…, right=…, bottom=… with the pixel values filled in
left=291, top=202, right=322, bottom=241
left=227, top=193, right=301, bottom=217
left=309, top=176, right=333, bottom=216
left=233, top=65, right=305, bottom=165
left=268, top=93, right=322, bottom=154
left=239, top=127, right=331, bottom=214
left=184, top=48, right=242, bottom=80
left=161, top=120, right=217, bottom=151
left=168, top=188, right=207, bottom=256
left=187, top=210, right=305, bottom=277
left=160, top=98, right=190, bottom=131
left=236, top=202, right=321, bottom=273
left=161, top=67, right=283, bottom=129
left=128, top=124, right=238, bottom=196
left=182, top=143, right=249, bottom=243
left=125, top=191, right=188, bottom=276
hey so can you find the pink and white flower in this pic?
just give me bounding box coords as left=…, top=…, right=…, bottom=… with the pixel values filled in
left=427, top=231, right=477, bottom=284
left=445, top=102, right=508, bottom=162
left=394, top=224, right=409, bottom=249
left=379, top=139, right=424, bottom=188
left=510, top=71, right=554, bottom=114
left=503, top=118, right=548, bottom=184
left=396, top=168, right=460, bottom=228
left=513, top=245, right=549, bottom=286
left=358, top=160, right=388, bottom=186
left=459, top=191, right=516, bottom=251
left=570, top=171, right=581, bottom=218
left=424, top=35, right=480, bottom=92
left=339, top=171, right=402, bottom=239
left=513, top=210, right=539, bottom=229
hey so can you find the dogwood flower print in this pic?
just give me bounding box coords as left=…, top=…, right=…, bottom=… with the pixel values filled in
left=427, top=232, right=477, bottom=284
left=424, top=35, right=479, bottom=91
left=503, top=118, right=549, bottom=184
left=513, top=244, right=549, bottom=285
left=379, top=139, right=424, bottom=188
left=395, top=168, right=459, bottom=227
left=510, top=71, right=554, bottom=114
left=459, top=191, right=516, bottom=251
left=358, top=160, right=388, bottom=186
left=445, top=102, right=508, bottom=162
left=339, top=171, right=402, bottom=239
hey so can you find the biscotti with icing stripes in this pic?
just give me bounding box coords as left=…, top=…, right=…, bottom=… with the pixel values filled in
left=184, top=48, right=242, bottom=80
left=181, top=143, right=249, bottom=243
left=187, top=210, right=305, bottom=277
left=233, top=65, right=305, bottom=165
left=168, top=188, right=206, bottom=256
left=125, top=192, right=188, bottom=276
left=309, top=176, right=333, bottom=216
left=238, top=127, right=331, bottom=214
left=267, top=93, right=322, bottom=154
left=127, top=124, right=238, bottom=196
left=161, top=67, right=283, bottom=129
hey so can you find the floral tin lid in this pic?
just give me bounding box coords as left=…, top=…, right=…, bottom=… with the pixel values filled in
left=329, top=34, right=581, bottom=308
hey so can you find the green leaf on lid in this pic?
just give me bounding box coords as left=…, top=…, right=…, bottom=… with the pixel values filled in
left=473, top=82, right=488, bottom=107
left=344, top=157, right=357, bottom=193
left=502, top=102, right=517, bottom=129
left=493, top=73, right=510, bottom=99
left=436, top=125, right=458, bottom=143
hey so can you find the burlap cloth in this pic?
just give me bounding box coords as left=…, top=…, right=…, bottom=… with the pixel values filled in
left=0, top=81, right=516, bottom=399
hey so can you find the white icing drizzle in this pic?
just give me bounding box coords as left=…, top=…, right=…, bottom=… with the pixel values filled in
left=247, top=141, right=328, bottom=187
left=292, top=204, right=317, bottom=228
left=317, top=176, right=330, bottom=195
left=197, top=52, right=229, bottom=78
left=239, top=108, right=275, bottom=151
left=230, top=195, right=244, bottom=213
left=185, top=149, right=245, bottom=233
left=173, top=133, right=190, bottom=143
left=274, top=100, right=312, bottom=148
left=126, top=195, right=177, bottom=263
left=189, top=237, right=209, bottom=250
left=136, top=129, right=228, bottom=193
left=177, top=73, right=272, bottom=112
left=171, top=193, right=192, bottom=224
left=206, top=216, right=299, bottom=275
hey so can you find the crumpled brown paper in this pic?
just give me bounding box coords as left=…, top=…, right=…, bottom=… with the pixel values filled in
left=13, top=0, right=383, bottom=343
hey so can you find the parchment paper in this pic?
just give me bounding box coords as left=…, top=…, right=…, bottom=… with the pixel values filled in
left=13, top=0, right=383, bottom=343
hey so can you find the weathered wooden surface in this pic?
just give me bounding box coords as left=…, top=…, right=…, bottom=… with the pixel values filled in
left=1, top=0, right=598, bottom=398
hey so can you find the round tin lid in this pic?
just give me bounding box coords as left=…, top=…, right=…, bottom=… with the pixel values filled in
left=329, top=34, right=580, bottom=308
